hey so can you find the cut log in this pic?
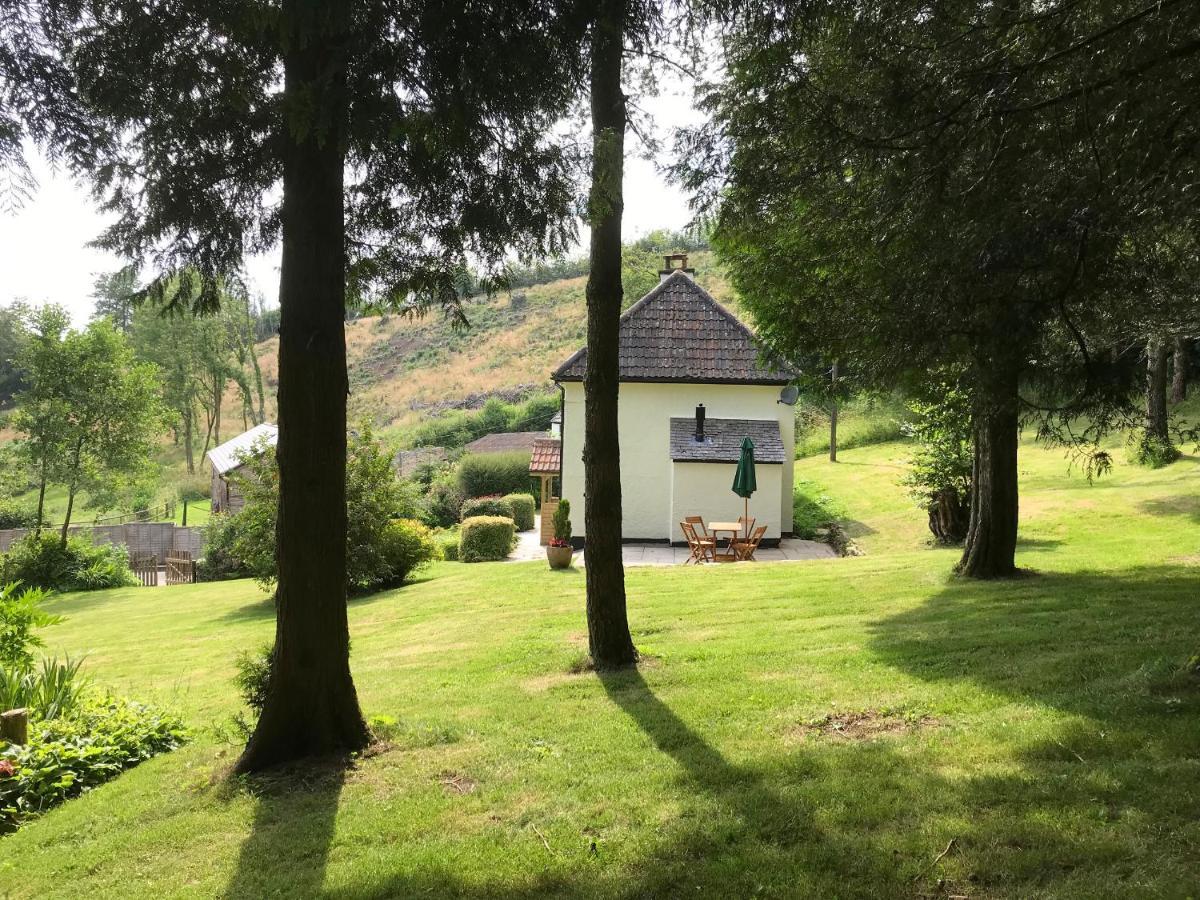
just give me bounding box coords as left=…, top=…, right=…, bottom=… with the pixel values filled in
left=1, top=708, right=29, bottom=745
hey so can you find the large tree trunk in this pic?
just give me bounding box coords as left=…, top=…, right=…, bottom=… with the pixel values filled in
left=1146, top=334, right=1170, bottom=441
left=236, top=3, right=369, bottom=773
left=582, top=0, right=636, bottom=671
left=1170, top=335, right=1188, bottom=404
left=958, top=366, right=1019, bottom=578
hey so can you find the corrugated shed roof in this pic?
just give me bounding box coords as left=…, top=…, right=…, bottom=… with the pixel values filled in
left=529, top=438, right=561, bottom=474
left=206, top=423, right=278, bottom=475
left=668, top=418, right=785, bottom=464
left=553, top=271, right=794, bottom=385
left=463, top=431, right=543, bottom=455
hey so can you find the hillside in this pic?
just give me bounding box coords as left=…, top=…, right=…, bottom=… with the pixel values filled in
left=248, top=249, right=735, bottom=443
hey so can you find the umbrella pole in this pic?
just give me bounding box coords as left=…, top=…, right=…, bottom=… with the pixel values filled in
left=744, top=498, right=749, bottom=538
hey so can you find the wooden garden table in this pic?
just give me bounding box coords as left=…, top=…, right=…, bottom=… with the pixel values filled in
left=708, top=521, right=743, bottom=561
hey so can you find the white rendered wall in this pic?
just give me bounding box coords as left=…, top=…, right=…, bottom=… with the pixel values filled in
left=669, top=462, right=783, bottom=543
left=559, top=381, right=795, bottom=541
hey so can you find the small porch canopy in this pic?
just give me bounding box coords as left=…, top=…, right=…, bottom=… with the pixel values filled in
left=529, top=438, right=562, bottom=545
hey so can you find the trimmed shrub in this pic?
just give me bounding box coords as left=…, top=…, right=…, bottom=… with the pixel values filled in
left=457, top=451, right=534, bottom=499
left=458, top=516, right=516, bottom=562
left=502, top=493, right=536, bottom=531
left=0, top=531, right=136, bottom=592
left=438, top=532, right=460, bottom=561
left=551, top=498, right=571, bottom=545
left=1, top=694, right=187, bottom=832
left=461, top=496, right=515, bottom=521
left=376, top=518, right=440, bottom=587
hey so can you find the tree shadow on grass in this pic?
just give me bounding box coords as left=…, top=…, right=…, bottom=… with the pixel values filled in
left=1137, top=495, right=1200, bottom=523
left=223, top=763, right=346, bottom=899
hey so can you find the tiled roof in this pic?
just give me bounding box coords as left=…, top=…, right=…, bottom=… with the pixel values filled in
left=463, top=431, right=543, bottom=455
left=206, top=423, right=278, bottom=475
left=669, top=418, right=785, bottom=464
left=529, top=438, right=561, bottom=474
left=553, top=271, right=794, bottom=385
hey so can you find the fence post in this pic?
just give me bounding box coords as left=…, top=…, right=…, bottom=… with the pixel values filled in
left=1, top=708, right=28, bottom=745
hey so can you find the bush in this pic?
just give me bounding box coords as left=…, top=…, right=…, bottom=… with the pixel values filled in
left=901, top=382, right=974, bottom=544
left=457, top=451, right=534, bottom=499
left=551, top=498, right=571, bottom=545
left=375, top=518, right=439, bottom=587
left=458, top=516, right=516, bottom=562
left=436, top=530, right=460, bottom=561
left=460, top=496, right=515, bottom=521
left=1, top=694, right=187, bottom=832
left=175, top=473, right=211, bottom=503
left=0, top=582, right=60, bottom=670
left=207, top=423, right=422, bottom=592
left=1126, top=428, right=1180, bottom=468
left=502, top=493, right=536, bottom=531
left=197, top=512, right=254, bottom=582
left=234, top=643, right=273, bottom=715
left=421, top=475, right=466, bottom=529
left=0, top=532, right=136, bottom=592
left=0, top=501, right=40, bottom=531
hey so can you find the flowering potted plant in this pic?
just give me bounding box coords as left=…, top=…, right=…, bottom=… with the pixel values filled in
left=546, top=499, right=574, bottom=569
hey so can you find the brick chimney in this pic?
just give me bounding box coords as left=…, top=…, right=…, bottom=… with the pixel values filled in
left=659, top=252, right=696, bottom=283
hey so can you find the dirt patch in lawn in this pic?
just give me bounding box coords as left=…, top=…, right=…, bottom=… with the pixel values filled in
left=788, top=710, right=939, bottom=743
left=437, top=770, right=478, bottom=795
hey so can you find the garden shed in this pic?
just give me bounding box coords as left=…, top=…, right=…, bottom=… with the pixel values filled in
left=206, top=423, right=278, bottom=514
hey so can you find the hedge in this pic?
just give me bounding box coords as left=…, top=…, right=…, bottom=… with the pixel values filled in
left=502, top=493, right=536, bottom=531
left=458, top=516, right=516, bottom=562
left=460, top=496, right=515, bottom=521
left=457, top=451, right=534, bottom=498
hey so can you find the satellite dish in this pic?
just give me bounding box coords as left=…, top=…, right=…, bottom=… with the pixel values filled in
left=778, top=385, right=800, bottom=406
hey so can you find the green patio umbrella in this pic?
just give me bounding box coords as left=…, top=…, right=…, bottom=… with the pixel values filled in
left=732, top=436, right=757, bottom=537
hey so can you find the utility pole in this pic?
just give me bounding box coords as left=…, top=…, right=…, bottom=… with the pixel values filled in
left=829, top=360, right=839, bottom=463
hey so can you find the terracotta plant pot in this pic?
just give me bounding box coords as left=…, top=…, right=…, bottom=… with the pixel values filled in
left=546, top=545, right=574, bottom=569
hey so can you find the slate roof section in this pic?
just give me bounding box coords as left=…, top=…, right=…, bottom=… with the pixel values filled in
left=463, top=431, right=543, bottom=455
left=553, top=271, right=794, bottom=385
left=206, top=423, right=278, bottom=476
left=529, top=438, right=562, bottom=475
left=669, top=418, right=785, bottom=464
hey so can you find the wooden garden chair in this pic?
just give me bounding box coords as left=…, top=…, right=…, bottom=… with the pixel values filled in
left=680, top=520, right=716, bottom=565
left=684, top=515, right=710, bottom=538
left=737, top=515, right=756, bottom=540
left=732, top=525, right=768, bottom=561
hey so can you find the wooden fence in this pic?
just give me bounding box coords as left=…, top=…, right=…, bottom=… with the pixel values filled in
left=130, top=552, right=159, bottom=587
left=165, top=550, right=196, bottom=586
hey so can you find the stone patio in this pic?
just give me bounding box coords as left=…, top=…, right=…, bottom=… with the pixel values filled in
left=505, top=530, right=837, bottom=566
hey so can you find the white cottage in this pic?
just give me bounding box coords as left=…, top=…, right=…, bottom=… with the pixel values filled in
left=552, top=258, right=796, bottom=545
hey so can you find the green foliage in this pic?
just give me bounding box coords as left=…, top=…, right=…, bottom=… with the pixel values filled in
left=0, top=657, right=88, bottom=722
left=408, top=393, right=558, bottom=451
left=502, top=493, right=536, bottom=531
left=794, top=393, right=910, bottom=458
left=174, top=474, right=210, bottom=504
left=0, top=302, right=31, bottom=406
left=197, top=512, right=253, bottom=582
left=792, top=481, right=844, bottom=540
left=0, top=499, right=37, bottom=531
left=460, top=496, right=515, bottom=521
left=0, top=582, right=60, bottom=671
left=208, top=425, right=422, bottom=592
left=458, top=516, right=516, bottom=562
left=234, top=644, right=272, bottom=715
left=376, top=519, right=440, bottom=587
left=1126, top=428, right=1181, bottom=469
left=0, top=694, right=187, bottom=832
left=901, top=386, right=974, bottom=508
left=435, top=529, right=460, bottom=562
left=457, top=451, right=533, bottom=499
left=420, top=474, right=466, bottom=529
left=0, top=532, right=136, bottom=593
left=551, top=498, right=571, bottom=545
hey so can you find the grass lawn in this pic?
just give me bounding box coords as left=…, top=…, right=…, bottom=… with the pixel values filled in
left=2, top=438, right=1199, bottom=898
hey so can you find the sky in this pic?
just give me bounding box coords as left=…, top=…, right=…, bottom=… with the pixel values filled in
left=0, top=84, right=704, bottom=328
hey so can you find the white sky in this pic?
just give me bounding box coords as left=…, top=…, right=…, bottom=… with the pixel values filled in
left=0, top=85, right=702, bottom=327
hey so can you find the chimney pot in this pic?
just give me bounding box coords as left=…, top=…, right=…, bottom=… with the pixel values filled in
left=694, top=403, right=706, bottom=442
